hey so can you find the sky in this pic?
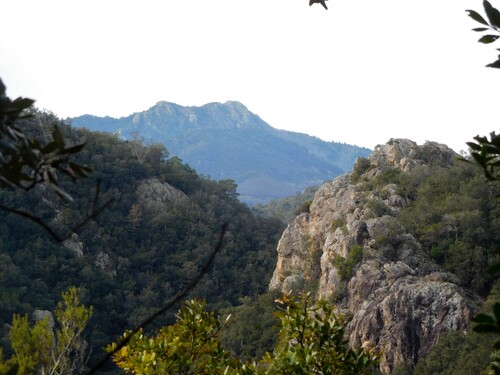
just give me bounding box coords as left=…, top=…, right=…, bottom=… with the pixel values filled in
left=1, top=0, right=500, bottom=152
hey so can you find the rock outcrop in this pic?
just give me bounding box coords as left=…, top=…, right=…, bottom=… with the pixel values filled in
left=269, top=139, right=479, bottom=373
left=136, top=178, right=188, bottom=214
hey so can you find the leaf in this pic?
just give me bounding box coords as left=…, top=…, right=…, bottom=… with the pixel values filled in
left=466, top=142, right=482, bottom=151
left=488, top=262, right=500, bottom=275
left=473, top=323, right=500, bottom=333
left=466, top=9, right=490, bottom=26
left=478, top=34, right=500, bottom=43
left=471, top=152, right=487, bottom=167
left=10, top=97, right=35, bottom=111
left=483, top=144, right=500, bottom=154
left=484, top=0, right=500, bottom=29
left=5, top=364, right=19, bottom=375
left=486, top=58, right=500, bottom=68
left=0, top=139, right=18, bottom=153
left=52, top=126, right=65, bottom=148
left=494, top=302, right=500, bottom=320
left=50, top=183, right=74, bottom=202
left=42, top=140, right=58, bottom=154
left=472, top=313, right=495, bottom=323
left=69, top=162, right=91, bottom=178
left=473, top=27, right=490, bottom=31
left=62, top=143, right=86, bottom=154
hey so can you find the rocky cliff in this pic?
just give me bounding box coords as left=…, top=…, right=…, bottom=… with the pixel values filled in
left=269, top=139, right=480, bottom=373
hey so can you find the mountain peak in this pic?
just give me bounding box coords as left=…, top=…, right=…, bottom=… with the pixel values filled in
left=223, top=100, right=248, bottom=111
left=72, top=102, right=371, bottom=203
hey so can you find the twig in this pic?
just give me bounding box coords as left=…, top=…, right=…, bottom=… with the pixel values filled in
left=0, top=203, right=62, bottom=241
left=0, top=180, right=114, bottom=242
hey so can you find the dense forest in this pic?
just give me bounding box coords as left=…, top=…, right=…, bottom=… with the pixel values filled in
left=0, top=110, right=285, bottom=373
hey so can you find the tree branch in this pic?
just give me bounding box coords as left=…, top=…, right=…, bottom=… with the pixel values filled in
left=0, top=179, right=114, bottom=242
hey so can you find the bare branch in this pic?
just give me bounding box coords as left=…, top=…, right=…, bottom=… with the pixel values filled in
left=0, top=180, right=114, bottom=242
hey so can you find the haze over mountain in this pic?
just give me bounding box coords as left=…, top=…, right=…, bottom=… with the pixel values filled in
left=72, top=101, right=371, bottom=204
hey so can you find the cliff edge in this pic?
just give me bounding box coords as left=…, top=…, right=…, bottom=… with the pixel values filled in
left=269, top=139, right=479, bottom=373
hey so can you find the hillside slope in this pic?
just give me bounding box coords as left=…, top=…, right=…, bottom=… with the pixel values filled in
left=0, top=111, right=285, bottom=370
left=269, top=139, right=498, bottom=373
left=72, top=101, right=371, bottom=204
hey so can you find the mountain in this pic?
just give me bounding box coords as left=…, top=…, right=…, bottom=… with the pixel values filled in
left=71, top=101, right=371, bottom=204
left=269, top=139, right=498, bottom=373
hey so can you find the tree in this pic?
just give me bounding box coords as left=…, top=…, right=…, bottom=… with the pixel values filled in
left=466, top=132, right=500, bottom=182
left=463, top=132, right=500, bottom=374
left=0, top=79, right=90, bottom=200
left=0, top=78, right=111, bottom=241
left=263, top=293, right=379, bottom=375
left=109, top=294, right=380, bottom=374
left=0, top=287, right=93, bottom=375
left=466, top=0, right=500, bottom=68
left=107, top=299, right=238, bottom=374
left=460, top=106, right=500, bottom=374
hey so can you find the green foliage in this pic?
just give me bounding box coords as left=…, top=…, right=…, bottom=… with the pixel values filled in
left=350, top=157, right=373, bottom=184
left=472, top=288, right=500, bottom=374
left=0, top=109, right=285, bottom=369
left=110, top=294, right=379, bottom=375
left=0, top=79, right=90, bottom=199
left=294, top=199, right=312, bottom=216
left=365, top=199, right=391, bottom=218
left=5, top=314, right=53, bottom=374
left=53, top=287, right=94, bottom=374
left=263, top=293, right=380, bottom=374
left=220, top=293, right=280, bottom=362
left=467, top=1, right=500, bottom=68
left=398, top=160, right=499, bottom=294
left=330, top=244, right=364, bottom=281
left=0, top=287, right=93, bottom=375
left=108, top=299, right=237, bottom=374
left=253, top=186, right=318, bottom=223
left=372, top=167, right=401, bottom=187
left=460, top=129, right=500, bottom=374
left=465, top=131, right=500, bottom=182
left=414, top=318, right=496, bottom=375
left=330, top=217, right=347, bottom=232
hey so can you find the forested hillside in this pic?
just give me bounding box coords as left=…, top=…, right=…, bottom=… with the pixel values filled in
left=72, top=101, right=371, bottom=204
left=1, top=109, right=499, bottom=374
left=0, top=110, right=285, bottom=372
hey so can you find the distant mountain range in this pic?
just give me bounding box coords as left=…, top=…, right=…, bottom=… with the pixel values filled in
left=72, top=101, right=371, bottom=204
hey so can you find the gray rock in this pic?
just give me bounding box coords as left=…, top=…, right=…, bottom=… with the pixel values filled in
left=268, top=139, right=478, bottom=373
left=136, top=178, right=188, bottom=213
left=32, top=310, right=55, bottom=328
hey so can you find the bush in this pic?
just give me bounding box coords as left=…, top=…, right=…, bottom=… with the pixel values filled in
left=350, top=157, right=373, bottom=183
left=331, top=244, right=364, bottom=280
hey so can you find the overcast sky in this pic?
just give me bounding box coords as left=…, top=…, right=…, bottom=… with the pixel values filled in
left=1, top=0, right=499, bottom=152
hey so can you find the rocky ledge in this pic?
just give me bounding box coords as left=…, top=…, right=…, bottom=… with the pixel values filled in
left=269, top=139, right=479, bottom=373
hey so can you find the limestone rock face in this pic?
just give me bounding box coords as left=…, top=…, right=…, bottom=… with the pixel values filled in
left=136, top=178, right=188, bottom=213
left=269, top=139, right=479, bottom=373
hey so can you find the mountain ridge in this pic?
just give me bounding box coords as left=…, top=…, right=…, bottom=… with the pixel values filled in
left=72, top=101, right=371, bottom=204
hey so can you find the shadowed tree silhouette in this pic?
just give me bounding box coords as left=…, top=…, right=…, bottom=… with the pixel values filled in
left=309, top=0, right=328, bottom=10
